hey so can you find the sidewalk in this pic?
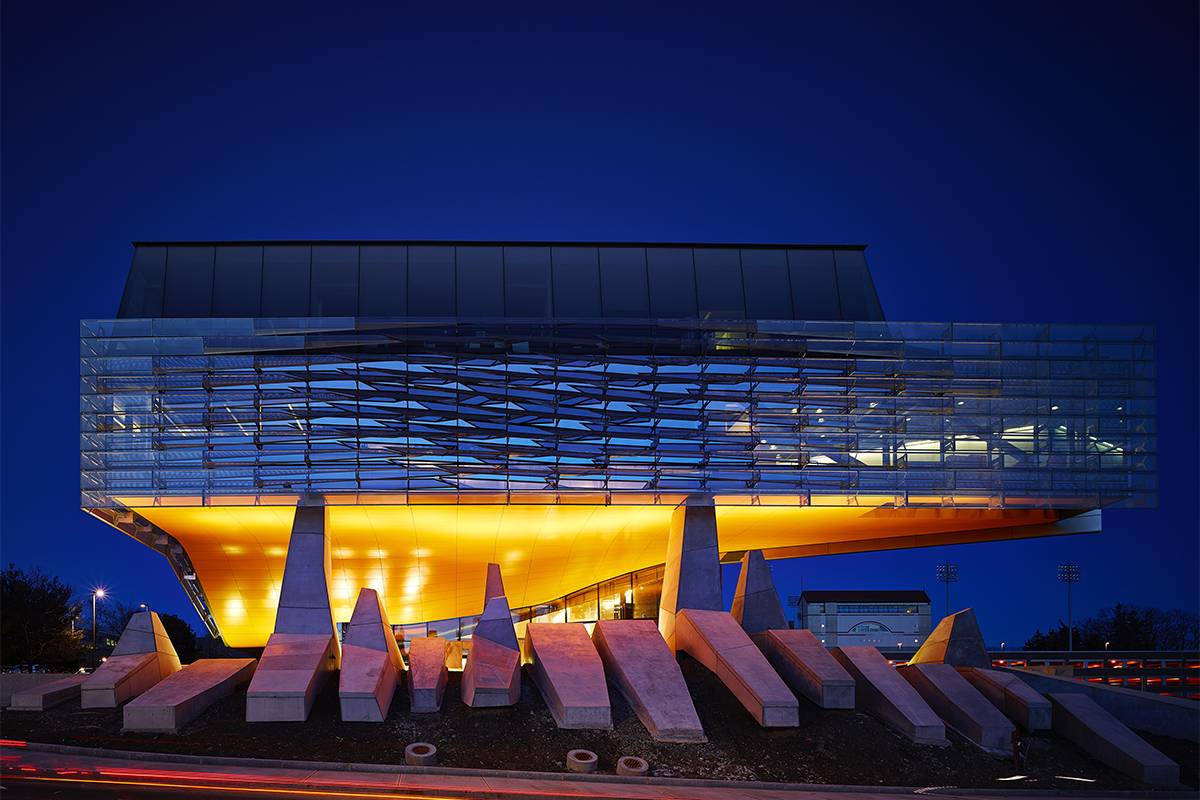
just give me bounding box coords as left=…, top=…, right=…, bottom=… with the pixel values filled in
left=0, top=741, right=1190, bottom=800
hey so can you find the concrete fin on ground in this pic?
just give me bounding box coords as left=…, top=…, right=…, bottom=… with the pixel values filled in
left=9, top=674, right=87, bottom=711
left=675, top=609, right=799, bottom=727
left=730, top=550, right=787, bottom=634
left=958, top=667, right=1050, bottom=730
left=755, top=629, right=854, bottom=709
left=658, top=496, right=722, bottom=651
left=899, top=663, right=1014, bottom=754
left=246, top=497, right=339, bottom=722
left=907, top=608, right=989, bottom=668
left=123, top=658, right=256, bottom=733
left=461, top=564, right=521, bottom=708
left=832, top=646, right=946, bottom=745
left=339, top=588, right=404, bottom=722
left=408, top=637, right=449, bottom=712
left=1049, top=692, right=1179, bottom=786
left=82, top=611, right=181, bottom=708
left=522, top=623, right=612, bottom=729
left=591, top=619, right=705, bottom=743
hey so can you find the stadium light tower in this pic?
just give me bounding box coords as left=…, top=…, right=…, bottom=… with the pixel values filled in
left=935, top=562, right=958, bottom=618
left=1057, top=562, right=1081, bottom=651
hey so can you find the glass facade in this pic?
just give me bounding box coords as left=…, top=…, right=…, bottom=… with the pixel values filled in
left=117, top=243, right=884, bottom=322
left=81, top=317, right=1155, bottom=510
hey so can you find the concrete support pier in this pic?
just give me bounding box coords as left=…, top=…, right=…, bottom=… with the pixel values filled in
left=675, top=608, right=799, bottom=727
left=591, top=619, right=705, bottom=742
left=757, top=629, right=854, bottom=709
left=899, top=663, right=1014, bottom=754
left=82, top=611, right=181, bottom=708
left=523, top=623, right=612, bottom=729
left=958, top=667, right=1051, bottom=731
left=461, top=563, right=521, bottom=707
left=658, top=497, right=722, bottom=651
left=124, top=658, right=256, bottom=733
left=730, top=550, right=787, bottom=634
left=339, top=588, right=405, bottom=722
left=832, top=646, right=946, bottom=745
left=908, top=609, right=989, bottom=668
left=246, top=496, right=340, bottom=722
left=9, top=674, right=87, bottom=711
left=408, top=637, right=449, bottom=712
left=1049, top=692, right=1179, bottom=786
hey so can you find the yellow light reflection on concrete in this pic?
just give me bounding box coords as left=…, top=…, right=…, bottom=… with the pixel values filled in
left=125, top=500, right=1064, bottom=648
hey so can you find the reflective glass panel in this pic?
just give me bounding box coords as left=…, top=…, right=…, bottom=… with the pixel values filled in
left=599, top=247, right=649, bottom=317
left=551, top=247, right=601, bottom=317
left=788, top=249, right=840, bottom=320
left=694, top=248, right=745, bottom=318
left=212, top=246, right=263, bottom=316
left=310, top=246, right=359, bottom=316
left=119, top=246, right=167, bottom=317
left=359, top=246, right=407, bottom=316
left=504, top=246, right=552, bottom=317
left=163, top=247, right=214, bottom=317
left=408, top=246, right=456, bottom=315
left=834, top=249, right=884, bottom=320
left=647, top=248, right=697, bottom=317
left=456, top=246, right=503, bottom=316
left=741, top=249, right=793, bottom=319
left=261, top=246, right=311, bottom=317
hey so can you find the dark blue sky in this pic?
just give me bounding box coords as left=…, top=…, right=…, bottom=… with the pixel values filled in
left=3, top=2, right=1196, bottom=644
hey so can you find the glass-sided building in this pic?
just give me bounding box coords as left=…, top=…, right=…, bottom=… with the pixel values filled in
left=82, top=242, right=1156, bottom=648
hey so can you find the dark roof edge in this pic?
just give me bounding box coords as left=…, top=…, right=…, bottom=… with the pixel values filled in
left=131, top=240, right=869, bottom=250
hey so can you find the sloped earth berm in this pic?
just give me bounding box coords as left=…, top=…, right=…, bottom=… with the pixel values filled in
left=3, top=655, right=1194, bottom=791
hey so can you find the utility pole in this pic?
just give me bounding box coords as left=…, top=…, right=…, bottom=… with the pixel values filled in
left=935, top=562, right=958, bottom=619
left=1057, top=563, right=1080, bottom=651
left=91, top=588, right=107, bottom=666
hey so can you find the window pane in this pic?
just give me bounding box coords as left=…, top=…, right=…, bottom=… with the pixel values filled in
left=646, top=248, right=697, bottom=317
left=599, top=247, right=649, bottom=317
left=741, top=249, right=792, bottom=319
left=551, top=247, right=600, bottom=317
left=834, top=249, right=884, bottom=320
left=456, top=246, right=503, bottom=316
left=163, top=247, right=214, bottom=317
left=212, top=246, right=263, bottom=316
left=119, top=246, right=166, bottom=317
left=694, top=248, right=745, bottom=318
left=788, top=249, right=839, bottom=320
left=408, top=246, right=455, bottom=315
left=504, top=246, right=552, bottom=317
left=359, top=246, right=407, bottom=316
left=261, top=246, right=311, bottom=317
left=310, top=246, right=358, bottom=316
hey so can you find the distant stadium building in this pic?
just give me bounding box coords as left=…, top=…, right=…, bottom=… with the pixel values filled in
left=797, top=590, right=932, bottom=650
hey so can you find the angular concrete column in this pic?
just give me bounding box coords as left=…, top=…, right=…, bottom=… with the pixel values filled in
left=730, top=550, right=787, bottom=634
left=899, top=663, right=1014, bottom=755
left=592, top=619, right=705, bottom=742
left=832, top=646, right=946, bottom=745
left=523, top=623, right=612, bottom=729
left=658, top=496, right=722, bottom=651
left=461, top=563, right=521, bottom=707
left=675, top=608, right=798, bottom=727
left=82, top=611, right=181, bottom=708
left=10, top=674, right=87, bottom=711
left=757, top=629, right=854, bottom=709
left=484, top=562, right=506, bottom=603
left=124, top=658, right=256, bottom=733
left=246, top=496, right=340, bottom=722
left=908, top=608, right=989, bottom=668
left=339, top=588, right=404, bottom=722
left=958, top=667, right=1051, bottom=731
left=408, top=637, right=449, bottom=712
left=1050, top=692, right=1179, bottom=786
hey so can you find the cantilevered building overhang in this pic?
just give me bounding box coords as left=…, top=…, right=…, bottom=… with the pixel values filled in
left=82, top=242, right=1156, bottom=647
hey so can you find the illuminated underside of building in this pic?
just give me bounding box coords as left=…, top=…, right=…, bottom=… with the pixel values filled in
left=82, top=242, right=1156, bottom=647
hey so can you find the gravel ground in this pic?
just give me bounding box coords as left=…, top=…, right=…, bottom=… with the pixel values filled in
left=3, top=655, right=1194, bottom=791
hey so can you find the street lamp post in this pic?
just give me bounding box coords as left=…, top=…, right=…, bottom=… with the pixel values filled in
left=935, top=562, right=958, bottom=618
left=1057, top=563, right=1080, bottom=651
left=91, top=588, right=107, bottom=665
